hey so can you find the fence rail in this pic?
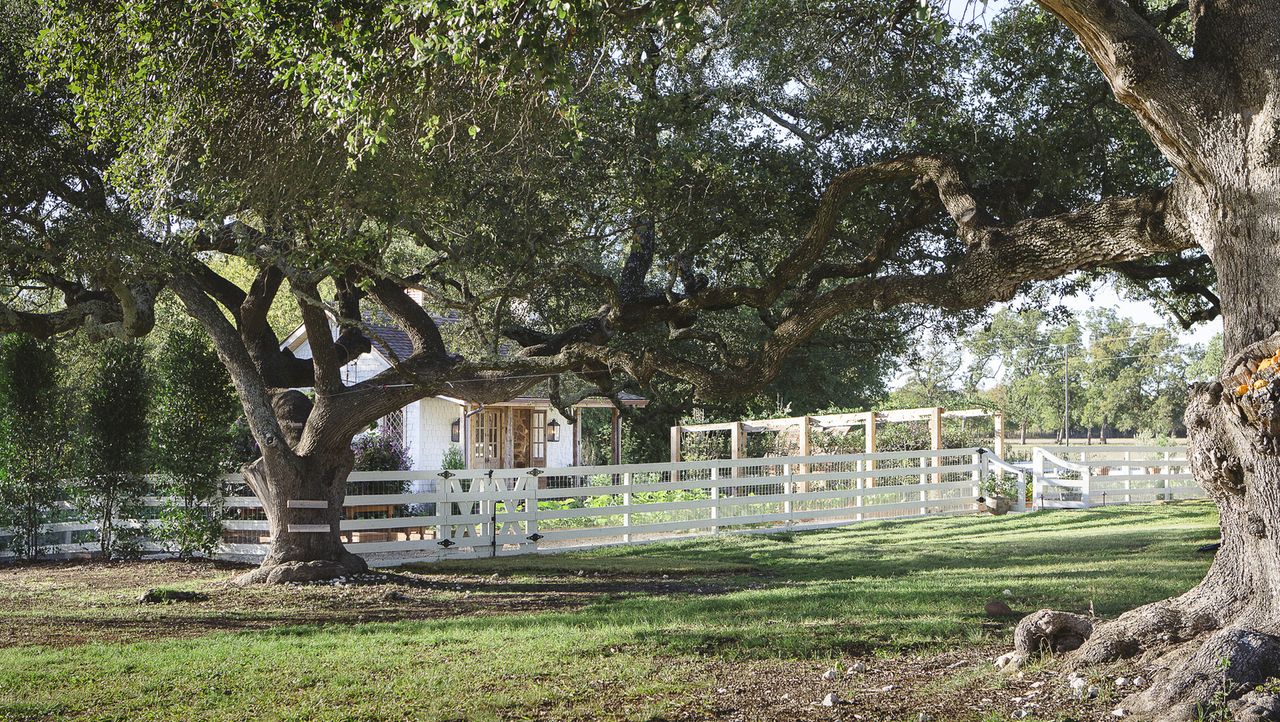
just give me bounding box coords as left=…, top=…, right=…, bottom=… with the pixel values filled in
left=2, top=445, right=1202, bottom=565
left=1031, top=445, right=1197, bottom=508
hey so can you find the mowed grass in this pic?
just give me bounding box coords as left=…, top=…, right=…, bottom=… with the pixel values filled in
left=0, top=503, right=1218, bottom=721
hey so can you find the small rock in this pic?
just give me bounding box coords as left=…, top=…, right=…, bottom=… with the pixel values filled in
left=918, top=714, right=933, bottom=722
left=994, top=651, right=1024, bottom=670
left=847, top=661, right=868, bottom=673
left=1069, top=678, right=1088, bottom=692
left=880, top=685, right=894, bottom=692
left=822, top=668, right=837, bottom=681
left=822, top=693, right=840, bottom=707
left=1132, top=676, right=1147, bottom=687
left=1087, top=685, right=1100, bottom=699
left=1112, top=708, right=1128, bottom=718
left=1003, top=589, right=1013, bottom=596
left=1029, top=681, right=1044, bottom=689
left=985, top=599, right=1014, bottom=617
left=1011, top=711, right=1030, bottom=720
left=1115, top=677, right=1128, bottom=687
left=717, top=688, right=727, bottom=694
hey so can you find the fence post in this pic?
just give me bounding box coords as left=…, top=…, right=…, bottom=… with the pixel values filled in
left=1081, top=467, right=1092, bottom=509
left=436, top=473, right=452, bottom=553
left=623, top=472, right=633, bottom=544
left=919, top=449, right=929, bottom=516
left=524, top=473, right=539, bottom=554
left=710, top=466, right=720, bottom=534
left=972, top=451, right=983, bottom=500
left=1016, top=472, right=1028, bottom=513
left=1163, top=451, right=1172, bottom=501
left=783, top=463, right=794, bottom=526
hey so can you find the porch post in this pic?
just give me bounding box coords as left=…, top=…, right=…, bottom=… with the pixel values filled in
left=503, top=408, right=514, bottom=469
left=611, top=408, right=622, bottom=465
left=573, top=409, right=581, bottom=466
left=462, top=404, right=472, bottom=469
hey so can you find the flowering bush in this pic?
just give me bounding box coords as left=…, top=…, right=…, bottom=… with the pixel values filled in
left=351, top=431, right=412, bottom=471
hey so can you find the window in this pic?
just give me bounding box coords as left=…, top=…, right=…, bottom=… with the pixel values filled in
left=532, top=411, right=547, bottom=465
left=472, top=410, right=502, bottom=462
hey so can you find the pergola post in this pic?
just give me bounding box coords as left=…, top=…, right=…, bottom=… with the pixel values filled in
left=797, top=415, right=811, bottom=492
left=670, top=425, right=682, bottom=463
left=993, top=411, right=1006, bottom=459
left=731, top=421, right=743, bottom=480
left=798, top=416, right=811, bottom=468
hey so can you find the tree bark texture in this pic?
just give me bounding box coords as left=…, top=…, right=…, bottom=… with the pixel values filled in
left=1008, top=4, right=1280, bottom=716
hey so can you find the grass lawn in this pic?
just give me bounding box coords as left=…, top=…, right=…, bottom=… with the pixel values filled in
left=0, top=502, right=1218, bottom=722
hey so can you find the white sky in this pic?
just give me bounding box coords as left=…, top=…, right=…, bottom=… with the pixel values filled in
left=1058, top=283, right=1221, bottom=347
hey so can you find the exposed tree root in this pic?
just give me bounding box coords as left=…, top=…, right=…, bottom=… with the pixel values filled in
left=1000, top=601, right=1280, bottom=721
left=1119, top=627, right=1280, bottom=721
left=231, top=550, right=368, bottom=586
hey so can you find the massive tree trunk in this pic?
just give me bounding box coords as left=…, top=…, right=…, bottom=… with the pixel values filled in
left=232, top=446, right=367, bottom=585
left=987, top=3, right=1280, bottom=719
left=1065, top=189, right=1280, bottom=720
left=1004, top=22, right=1280, bottom=713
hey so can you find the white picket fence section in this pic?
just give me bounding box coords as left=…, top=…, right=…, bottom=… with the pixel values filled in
left=220, top=447, right=1021, bottom=566
left=2, top=445, right=1204, bottom=565
left=1029, top=445, right=1200, bottom=508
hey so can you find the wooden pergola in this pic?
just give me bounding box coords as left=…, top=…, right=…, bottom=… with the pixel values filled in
left=670, top=406, right=1005, bottom=465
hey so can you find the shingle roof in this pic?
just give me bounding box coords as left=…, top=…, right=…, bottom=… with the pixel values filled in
left=292, top=308, right=645, bottom=404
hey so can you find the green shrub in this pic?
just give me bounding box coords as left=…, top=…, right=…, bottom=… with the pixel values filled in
left=151, top=327, right=238, bottom=558
left=0, top=334, right=69, bottom=559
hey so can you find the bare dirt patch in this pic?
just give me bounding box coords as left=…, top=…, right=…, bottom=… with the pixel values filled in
left=675, top=648, right=1143, bottom=722
left=0, top=558, right=744, bottom=649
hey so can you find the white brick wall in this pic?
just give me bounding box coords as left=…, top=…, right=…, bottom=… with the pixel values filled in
left=547, top=407, right=575, bottom=468
left=415, top=397, right=463, bottom=470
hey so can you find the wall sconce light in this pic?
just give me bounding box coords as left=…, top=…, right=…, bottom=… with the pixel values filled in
left=450, top=418, right=461, bottom=443
left=546, top=419, right=561, bottom=443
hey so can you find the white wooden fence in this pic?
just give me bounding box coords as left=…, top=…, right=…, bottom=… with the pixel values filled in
left=1, top=445, right=1203, bottom=565
left=1030, top=445, right=1200, bottom=508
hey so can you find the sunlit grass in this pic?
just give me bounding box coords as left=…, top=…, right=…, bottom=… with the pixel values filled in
left=0, top=502, right=1218, bottom=721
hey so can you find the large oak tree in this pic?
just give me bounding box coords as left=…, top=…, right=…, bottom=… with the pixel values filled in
left=4, top=0, right=1277, bottom=716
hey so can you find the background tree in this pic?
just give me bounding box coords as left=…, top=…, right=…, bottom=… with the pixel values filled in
left=73, top=340, right=151, bottom=560
left=965, top=309, right=1065, bottom=443
left=0, top=334, right=68, bottom=558
left=150, top=327, right=238, bottom=559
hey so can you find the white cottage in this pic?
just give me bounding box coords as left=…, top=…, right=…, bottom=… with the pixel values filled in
left=281, top=311, right=645, bottom=471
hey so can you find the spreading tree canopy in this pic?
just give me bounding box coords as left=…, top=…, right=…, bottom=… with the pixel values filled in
left=5, top=1, right=1280, bottom=715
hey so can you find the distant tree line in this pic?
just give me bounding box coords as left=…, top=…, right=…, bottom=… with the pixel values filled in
left=891, top=308, right=1218, bottom=444
left=0, top=326, right=240, bottom=560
